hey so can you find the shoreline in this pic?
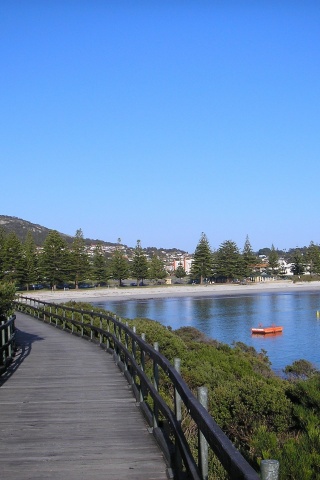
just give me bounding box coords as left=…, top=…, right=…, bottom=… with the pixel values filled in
left=20, top=280, right=320, bottom=304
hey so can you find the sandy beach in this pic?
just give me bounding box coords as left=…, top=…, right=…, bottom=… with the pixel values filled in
left=20, top=280, right=320, bottom=304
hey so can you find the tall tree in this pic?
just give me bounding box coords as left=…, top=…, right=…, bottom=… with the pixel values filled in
left=69, top=229, right=90, bottom=288
left=215, top=240, right=242, bottom=281
left=306, top=241, right=320, bottom=275
left=290, top=249, right=305, bottom=276
left=190, top=233, right=213, bottom=284
left=174, top=262, right=187, bottom=283
left=92, top=243, right=109, bottom=285
left=131, top=240, right=149, bottom=286
left=110, top=239, right=129, bottom=286
left=3, top=232, right=24, bottom=284
left=242, top=235, right=257, bottom=278
left=23, top=231, right=38, bottom=290
left=268, top=244, right=279, bottom=274
left=40, top=230, right=68, bottom=289
left=0, top=228, right=7, bottom=280
left=148, top=254, right=167, bottom=283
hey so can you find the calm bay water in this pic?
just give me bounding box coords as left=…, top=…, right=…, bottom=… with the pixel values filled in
left=91, top=291, right=320, bottom=373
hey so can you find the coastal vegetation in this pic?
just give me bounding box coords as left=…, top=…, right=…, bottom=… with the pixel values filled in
left=56, top=301, right=320, bottom=479
left=2, top=223, right=320, bottom=291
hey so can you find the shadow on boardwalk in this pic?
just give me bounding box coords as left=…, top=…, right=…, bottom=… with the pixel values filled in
left=0, top=328, right=44, bottom=386
left=0, top=312, right=168, bottom=480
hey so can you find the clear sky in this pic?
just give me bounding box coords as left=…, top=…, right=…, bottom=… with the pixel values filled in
left=1, top=1, right=320, bottom=253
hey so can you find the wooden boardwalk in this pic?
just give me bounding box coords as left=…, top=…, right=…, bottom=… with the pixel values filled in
left=0, top=313, right=168, bottom=480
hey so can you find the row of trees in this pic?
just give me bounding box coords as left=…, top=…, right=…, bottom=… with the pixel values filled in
left=191, top=233, right=320, bottom=283
left=2, top=227, right=320, bottom=289
left=0, top=229, right=167, bottom=289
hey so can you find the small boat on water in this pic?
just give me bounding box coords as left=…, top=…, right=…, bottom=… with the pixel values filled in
left=251, top=325, right=283, bottom=335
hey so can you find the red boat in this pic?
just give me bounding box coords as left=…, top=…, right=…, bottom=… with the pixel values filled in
left=251, top=325, right=283, bottom=335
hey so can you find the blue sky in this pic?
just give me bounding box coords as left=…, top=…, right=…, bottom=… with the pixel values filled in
left=1, top=1, right=320, bottom=253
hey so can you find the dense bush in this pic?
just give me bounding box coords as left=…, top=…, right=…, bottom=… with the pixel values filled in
left=62, top=302, right=320, bottom=479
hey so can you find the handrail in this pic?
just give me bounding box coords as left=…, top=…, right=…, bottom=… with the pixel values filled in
left=0, top=315, right=16, bottom=374
left=14, top=295, right=260, bottom=480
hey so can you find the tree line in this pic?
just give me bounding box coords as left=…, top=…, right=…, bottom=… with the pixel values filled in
left=0, top=229, right=168, bottom=289
left=191, top=233, right=320, bottom=283
left=1, top=227, right=320, bottom=290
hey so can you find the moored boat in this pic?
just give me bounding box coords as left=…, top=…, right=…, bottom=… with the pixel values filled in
left=251, top=325, right=283, bottom=335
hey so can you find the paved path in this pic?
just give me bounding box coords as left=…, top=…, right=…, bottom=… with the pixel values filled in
left=0, top=313, right=168, bottom=480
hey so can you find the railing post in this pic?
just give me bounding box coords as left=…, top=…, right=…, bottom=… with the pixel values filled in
left=131, top=326, right=136, bottom=387
left=140, top=333, right=146, bottom=402
left=71, top=310, right=74, bottom=334
left=153, top=342, right=159, bottom=429
left=198, top=386, right=209, bottom=480
left=124, top=322, right=129, bottom=371
left=99, top=314, right=103, bottom=344
left=261, top=460, right=279, bottom=480
left=81, top=311, right=84, bottom=337
left=90, top=312, right=93, bottom=341
left=1, top=320, right=6, bottom=364
left=174, top=358, right=183, bottom=474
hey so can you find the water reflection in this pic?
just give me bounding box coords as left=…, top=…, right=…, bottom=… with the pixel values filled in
left=92, top=291, right=320, bottom=372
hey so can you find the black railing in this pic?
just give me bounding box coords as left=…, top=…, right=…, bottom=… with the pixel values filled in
left=0, top=315, right=16, bottom=375
left=14, top=295, right=260, bottom=480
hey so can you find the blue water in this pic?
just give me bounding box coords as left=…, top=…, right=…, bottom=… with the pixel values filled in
left=91, top=291, right=320, bottom=373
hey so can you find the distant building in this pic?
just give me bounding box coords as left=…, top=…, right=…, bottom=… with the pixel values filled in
left=173, top=257, right=193, bottom=275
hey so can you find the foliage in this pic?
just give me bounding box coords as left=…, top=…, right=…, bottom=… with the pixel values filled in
left=190, top=232, right=213, bottom=284
left=174, top=262, right=187, bottom=281
left=0, top=282, right=16, bottom=319
left=215, top=239, right=243, bottom=281
left=92, top=243, right=109, bottom=284
left=22, top=231, right=38, bottom=289
left=290, top=249, right=305, bottom=276
left=148, top=254, right=167, bottom=282
left=2, top=232, right=24, bottom=283
left=306, top=241, right=320, bottom=275
left=268, top=244, right=279, bottom=274
left=131, top=240, right=149, bottom=284
left=110, top=239, right=129, bottom=286
left=69, top=229, right=90, bottom=288
left=40, top=230, right=69, bottom=288
left=284, top=359, right=317, bottom=380
left=242, top=235, right=258, bottom=277
left=48, top=301, right=320, bottom=479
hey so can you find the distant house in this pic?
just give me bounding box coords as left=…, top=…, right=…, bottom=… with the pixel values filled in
left=172, top=257, right=193, bottom=275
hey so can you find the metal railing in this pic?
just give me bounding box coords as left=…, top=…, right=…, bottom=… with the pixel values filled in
left=14, top=295, right=262, bottom=480
left=0, top=315, right=16, bottom=375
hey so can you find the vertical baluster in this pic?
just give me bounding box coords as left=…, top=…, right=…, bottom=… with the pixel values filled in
left=153, top=342, right=159, bottom=429
left=131, top=326, right=137, bottom=388
left=198, top=386, right=208, bottom=480
left=99, top=314, right=103, bottom=344
left=140, top=333, right=146, bottom=403
left=174, top=358, right=182, bottom=473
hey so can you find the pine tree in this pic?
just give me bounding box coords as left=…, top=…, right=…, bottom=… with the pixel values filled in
left=306, top=241, right=320, bottom=275
left=268, top=244, right=279, bottom=274
left=242, top=235, right=257, bottom=278
left=3, top=232, right=24, bottom=284
left=215, top=240, right=242, bottom=281
left=290, top=249, right=305, bottom=276
left=175, top=262, right=187, bottom=283
left=190, top=233, right=213, bottom=284
left=110, top=239, right=129, bottom=286
left=23, top=231, right=38, bottom=290
left=69, top=229, right=90, bottom=288
left=131, top=240, right=149, bottom=286
left=148, top=254, right=167, bottom=283
left=40, top=230, right=68, bottom=289
left=92, top=243, right=109, bottom=285
left=0, top=228, right=7, bottom=280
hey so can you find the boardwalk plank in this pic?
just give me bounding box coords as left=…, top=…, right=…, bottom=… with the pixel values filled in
left=0, top=313, right=168, bottom=480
